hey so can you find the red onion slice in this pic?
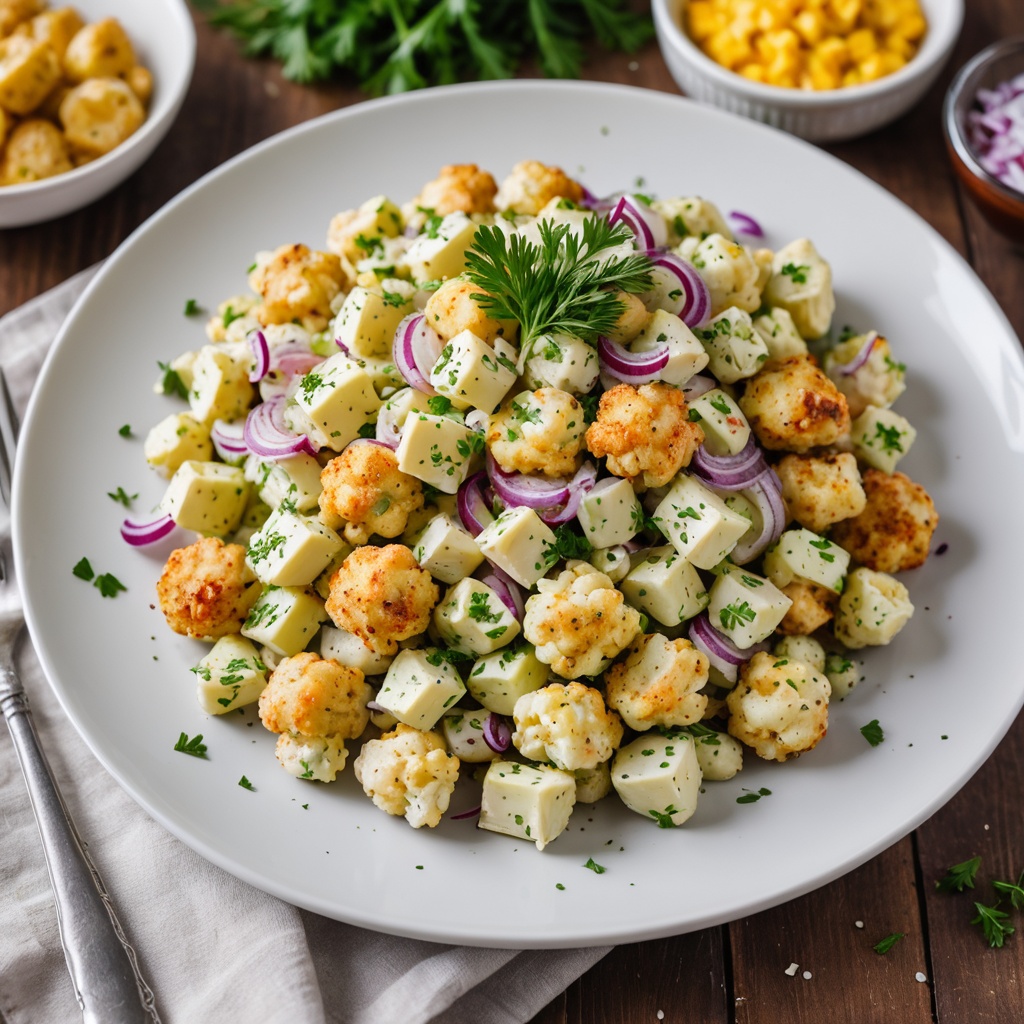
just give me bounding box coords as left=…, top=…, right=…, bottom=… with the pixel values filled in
left=375, top=401, right=404, bottom=448
left=691, top=437, right=768, bottom=491
left=243, top=395, right=318, bottom=459
left=608, top=195, right=666, bottom=249
left=729, top=210, right=765, bottom=238
left=728, top=474, right=786, bottom=565
left=832, top=331, right=879, bottom=376
left=682, top=373, right=716, bottom=400
left=538, top=461, right=598, bottom=526
left=248, top=330, right=270, bottom=382
left=478, top=565, right=526, bottom=621
left=482, top=713, right=512, bottom=753
left=487, top=452, right=572, bottom=511
left=121, top=512, right=178, bottom=547
left=449, top=804, right=482, bottom=821
left=273, top=346, right=324, bottom=378
left=457, top=471, right=496, bottom=537
left=689, top=612, right=769, bottom=685
left=393, top=313, right=442, bottom=395
left=597, top=335, right=669, bottom=385
left=211, top=418, right=248, bottom=462
left=645, top=251, right=711, bottom=327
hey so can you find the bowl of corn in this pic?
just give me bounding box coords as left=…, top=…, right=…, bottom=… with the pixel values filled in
left=652, top=0, right=965, bottom=142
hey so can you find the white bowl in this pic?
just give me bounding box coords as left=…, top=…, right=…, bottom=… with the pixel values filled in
left=653, top=0, right=964, bottom=142
left=0, top=0, right=195, bottom=228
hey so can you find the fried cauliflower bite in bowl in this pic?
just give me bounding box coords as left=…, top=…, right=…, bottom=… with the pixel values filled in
left=248, top=243, right=348, bottom=331
left=319, top=442, right=424, bottom=546
left=775, top=451, right=867, bottom=534
left=352, top=723, right=460, bottom=828
left=494, top=159, right=585, bottom=216
left=585, top=381, right=704, bottom=489
left=412, top=162, right=498, bottom=216
left=0, top=0, right=195, bottom=227
left=156, top=536, right=260, bottom=641
left=324, top=544, right=439, bottom=656
left=486, top=388, right=586, bottom=478
left=422, top=276, right=518, bottom=345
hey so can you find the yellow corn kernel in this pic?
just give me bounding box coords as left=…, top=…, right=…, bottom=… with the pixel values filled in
left=892, top=12, right=927, bottom=42
left=878, top=50, right=907, bottom=75
left=707, top=29, right=753, bottom=70
left=806, top=54, right=841, bottom=89
left=857, top=52, right=887, bottom=80
left=842, top=67, right=863, bottom=87
left=826, top=0, right=862, bottom=35
left=846, top=27, right=877, bottom=62
left=737, top=62, right=767, bottom=82
left=686, top=2, right=723, bottom=41
left=793, top=10, right=825, bottom=46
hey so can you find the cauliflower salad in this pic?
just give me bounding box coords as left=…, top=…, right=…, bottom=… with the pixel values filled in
left=133, top=159, right=938, bottom=851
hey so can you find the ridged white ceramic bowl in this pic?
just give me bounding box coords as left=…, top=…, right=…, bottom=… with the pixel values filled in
left=653, top=0, right=964, bottom=142
left=0, top=0, right=195, bottom=228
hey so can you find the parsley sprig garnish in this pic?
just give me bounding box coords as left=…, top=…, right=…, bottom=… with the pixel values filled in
left=935, top=856, right=981, bottom=892
left=935, top=857, right=1024, bottom=947
left=173, top=732, right=208, bottom=758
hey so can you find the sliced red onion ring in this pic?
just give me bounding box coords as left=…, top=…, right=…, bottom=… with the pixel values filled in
left=729, top=210, right=765, bottom=238
left=487, top=452, right=572, bottom=511
left=729, top=474, right=786, bottom=565
left=691, top=437, right=768, bottom=491
left=375, top=402, right=404, bottom=448
left=243, top=395, right=318, bottom=459
left=393, top=313, right=442, bottom=395
left=832, top=331, right=879, bottom=376
left=211, top=418, right=248, bottom=462
left=465, top=409, right=488, bottom=433
left=248, top=330, right=270, bottom=382
left=457, top=471, right=496, bottom=537
left=366, top=700, right=386, bottom=713
left=273, top=345, right=323, bottom=378
left=479, top=565, right=525, bottom=621
left=597, top=334, right=669, bottom=385
left=121, top=511, right=178, bottom=547
left=482, top=713, right=512, bottom=753
left=449, top=804, right=482, bottom=821
left=345, top=436, right=395, bottom=452
left=644, top=251, right=711, bottom=327
left=608, top=195, right=666, bottom=249
left=538, top=461, right=598, bottom=526
left=689, top=612, right=769, bottom=685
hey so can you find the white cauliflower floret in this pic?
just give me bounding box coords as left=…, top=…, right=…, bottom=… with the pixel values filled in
left=494, top=159, right=584, bottom=216
left=605, top=633, right=709, bottom=730
left=512, top=681, right=624, bottom=771
left=684, top=233, right=763, bottom=315
left=274, top=734, right=349, bottom=782
left=762, top=238, right=835, bottom=339
left=823, top=332, right=907, bottom=418
left=523, top=562, right=642, bottom=679
left=775, top=452, right=867, bottom=533
left=654, top=195, right=733, bottom=245
left=325, top=193, right=403, bottom=263
left=413, top=163, right=498, bottom=216
left=205, top=294, right=260, bottom=342
left=352, top=723, right=460, bottom=828
left=726, top=651, right=831, bottom=762
left=249, top=243, right=347, bottom=330
left=423, top=276, right=517, bottom=345
left=319, top=442, right=424, bottom=545
left=772, top=634, right=826, bottom=673
left=486, top=388, right=585, bottom=478
left=833, top=567, right=913, bottom=649
left=752, top=306, right=809, bottom=367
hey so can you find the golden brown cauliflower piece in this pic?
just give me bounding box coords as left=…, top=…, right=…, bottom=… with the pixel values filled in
left=605, top=633, right=709, bottom=730
left=512, top=681, right=624, bottom=771
left=585, top=382, right=703, bottom=489
left=62, top=17, right=135, bottom=81
left=249, top=243, right=346, bottom=331
left=776, top=451, right=867, bottom=533
left=18, top=8, right=85, bottom=59
left=353, top=723, right=459, bottom=828
left=59, top=77, right=145, bottom=159
left=0, top=117, right=70, bottom=183
left=739, top=355, right=850, bottom=453
left=829, top=469, right=938, bottom=573
left=0, top=33, right=60, bottom=114
left=775, top=580, right=836, bottom=635
left=258, top=650, right=371, bottom=739
left=486, top=388, right=585, bottom=478
left=726, top=650, right=831, bottom=762
left=325, top=544, right=439, bottom=656
left=0, top=0, right=43, bottom=37
left=414, top=163, right=497, bottom=216
left=319, top=443, right=424, bottom=545
left=423, top=276, right=517, bottom=345
left=156, top=536, right=260, bottom=641
left=523, top=562, right=642, bottom=679
left=494, top=159, right=585, bottom=216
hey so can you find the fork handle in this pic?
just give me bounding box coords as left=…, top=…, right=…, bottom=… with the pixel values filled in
left=2, top=686, right=161, bottom=1024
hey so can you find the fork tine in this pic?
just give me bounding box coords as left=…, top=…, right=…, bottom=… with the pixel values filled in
left=0, top=368, right=18, bottom=512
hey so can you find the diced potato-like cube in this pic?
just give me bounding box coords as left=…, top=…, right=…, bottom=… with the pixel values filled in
left=474, top=505, right=557, bottom=588
left=189, top=345, right=255, bottom=426
left=478, top=760, right=577, bottom=851
left=160, top=460, right=249, bottom=537
left=763, top=527, right=850, bottom=594
left=432, top=577, right=520, bottom=656
left=707, top=566, right=792, bottom=648
left=651, top=474, right=750, bottom=570
left=520, top=332, right=599, bottom=395
left=849, top=404, right=916, bottom=473
left=442, top=709, right=500, bottom=763
left=629, top=309, right=709, bottom=387
left=410, top=512, right=484, bottom=585
left=320, top=625, right=393, bottom=677
left=687, top=388, right=751, bottom=457
left=396, top=412, right=481, bottom=494
left=695, top=306, right=769, bottom=384
left=611, top=732, right=702, bottom=828
left=241, top=585, right=326, bottom=657
left=144, top=412, right=212, bottom=478
left=466, top=644, right=548, bottom=715
left=62, top=17, right=135, bottom=81
left=246, top=505, right=344, bottom=587
left=404, top=212, right=479, bottom=282
left=0, top=35, right=61, bottom=115
left=292, top=353, right=381, bottom=451
left=334, top=285, right=413, bottom=359
left=194, top=634, right=268, bottom=715
left=620, top=545, right=709, bottom=627
left=752, top=306, right=808, bottom=364
left=833, top=567, right=913, bottom=649
left=576, top=476, right=642, bottom=549
left=430, top=329, right=517, bottom=413
left=245, top=452, right=323, bottom=512
left=375, top=648, right=466, bottom=730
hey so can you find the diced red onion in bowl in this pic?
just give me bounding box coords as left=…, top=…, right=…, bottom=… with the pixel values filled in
left=607, top=194, right=667, bottom=249
left=211, top=418, right=248, bottom=462
left=688, top=612, right=768, bottom=685
left=487, top=452, right=572, bottom=511
left=831, top=331, right=878, bottom=376
left=478, top=565, right=526, bottom=621
left=691, top=437, right=768, bottom=491
left=482, top=713, right=513, bottom=753
left=393, top=313, right=442, bottom=395
left=243, top=394, right=317, bottom=459
left=120, top=511, right=178, bottom=547
left=537, top=461, right=597, bottom=526
left=644, top=251, right=711, bottom=327
left=728, top=473, right=786, bottom=565
left=597, top=335, right=669, bottom=385
left=457, top=471, right=496, bottom=537
left=248, top=329, right=270, bottom=382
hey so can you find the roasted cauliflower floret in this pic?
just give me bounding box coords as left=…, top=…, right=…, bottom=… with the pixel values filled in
left=274, top=734, right=349, bottom=782
left=833, top=567, right=914, bottom=649
left=414, top=162, right=497, bottom=216
left=423, top=276, right=517, bottom=344
left=352, top=723, right=459, bottom=828
left=823, top=332, right=907, bottom=418
left=319, top=442, right=424, bottom=545
left=585, top=382, right=703, bottom=489
left=0, top=117, right=70, bottom=183
left=324, top=194, right=403, bottom=263
left=486, top=387, right=585, bottom=478
left=726, top=650, right=831, bottom=762
left=830, top=469, right=937, bottom=573
left=494, top=159, right=585, bottom=216
left=59, top=76, right=145, bottom=159
left=654, top=195, right=733, bottom=244
left=512, top=681, right=624, bottom=771
left=249, top=243, right=346, bottom=331
left=739, top=355, right=850, bottom=453
left=325, top=544, right=439, bottom=656
left=775, top=580, right=836, bottom=635
left=523, top=562, right=642, bottom=679
left=258, top=650, right=372, bottom=740
left=762, top=238, right=835, bottom=339
left=685, top=232, right=763, bottom=315
left=605, top=633, right=710, bottom=731
left=156, top=536, right=260, bottom=641
left=776, top=451, right=867, bottom=533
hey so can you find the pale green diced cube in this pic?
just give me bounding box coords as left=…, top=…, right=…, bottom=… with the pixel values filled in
left=850, top=405, right=916, bottom=473
left=293, top=353, right=381, bottom=451
left=520, top=332, right=599, bottom=395
left=433, top=577, right=520, bottom=656
left=144, top=412, right=212, bottom=478
left=478, top=760, right=577, bottom=851
left=752, top=306, right=808, bottom=363
left=375, top=648, right=466, bottom=730
left=763, top=527, right=849, bottom=593
left=475, top=506, right=557, bottom=588
left=160, top=460, right=249, bottom=537
left=611, top=732, right=701, bottom=827
left=587, top=545, right=631, bottom=583
left=689, top=728, right=743, bottom=781
left=687, top=388, right=751, bottom=457
left=347, top=194, right=404, bottom=243
left=241, top=585, right=326, bottom=657
left=320, top=625, right=393, bottom=676
left=466, top=645, right=547, bottom=715
left=442, top=709, right=499, bottom=763
left=189, top=345, right=255, bottom=425
left=630, top=308, right=709, bottom=387
left=619, top=545, right=709, bottom=627
left=707, top=567, right=792, bottom=647
left=411, top=513, right=484, bottom=585
left=430, top=329, right=517, bottom=413
left=395, top=413, right=480, bottom=494
left=194, top=634, right=268, bottom=715
left=652, top=474, right=750, bottom=570
left=335, top=285, right=413, bottom=359
left=695, top=307, right=769, bottom=384
left=245, top=452, right=323, bottom=512
left=576, top=477, right=642, bottom=548
left=404, top=212, right=479, bottom=282
left=246, top=505, right=344, bottom=587
left=400, top=491, right=460, bottom=545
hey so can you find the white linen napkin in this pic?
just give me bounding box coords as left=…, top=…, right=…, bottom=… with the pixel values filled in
left=0, top=268, right=610, bottom=1024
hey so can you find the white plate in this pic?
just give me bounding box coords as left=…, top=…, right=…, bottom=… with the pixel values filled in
left=14, top=81, right=1024, bottom=949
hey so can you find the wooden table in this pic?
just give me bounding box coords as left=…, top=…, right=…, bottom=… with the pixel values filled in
left=3, top=3, right=1023, bottom=1021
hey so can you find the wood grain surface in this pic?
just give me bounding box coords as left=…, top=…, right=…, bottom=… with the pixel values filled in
left=2, top=3, right=1023, bottom=1021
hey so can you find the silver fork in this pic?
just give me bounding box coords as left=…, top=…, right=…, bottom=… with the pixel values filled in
left=0, top=370, right=161, bottom=1024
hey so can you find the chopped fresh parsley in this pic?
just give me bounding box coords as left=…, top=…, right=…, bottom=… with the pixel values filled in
left=994, top=875, right=1024, bottom=910
left=543, top=524, right=593, bottom=564
left=93, top=573, right=127, bottom=598
left=72, top=557, right=94, bottom=581
left=872, top=932, right=904, bottom=955
left=238, top=775, right=255, bottom=790
left=719, top=601, right=756, bottom=631
left=736, top=787, right=772, bottom=805
left=425, top=647, right=473, bottom=667
left=118, top=424, right=133, bottom=437
left=468, top=591, right=502, bottom=624
left=973, top=901, right=1015, bottom=948
left=648, top=806, right=678, bottom=828
left=107, top=486, right=138, bottom=508
left=583, top=857, right=607, bottom=874
left=936, top=856, right=981, bottom=892
left=860, top=719, right=884, bottom=747
left=183, top=298, right=202, bottom=316
left=173, top=732, right=208, bottom=758
left=428, top=395, right=453, bottom=416
left=157, top=360, right=188, bottom=399
left=781, top=262, right=809, bottom=284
